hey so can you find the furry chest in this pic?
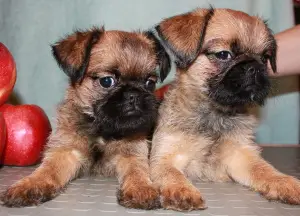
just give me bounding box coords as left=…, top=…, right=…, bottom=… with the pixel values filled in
left=175, top=140, right=229, bottom=182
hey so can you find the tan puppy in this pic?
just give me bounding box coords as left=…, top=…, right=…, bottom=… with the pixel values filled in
left=1, top=27, right=171, bottom=209
left=150, top=8, right=300, bottom=211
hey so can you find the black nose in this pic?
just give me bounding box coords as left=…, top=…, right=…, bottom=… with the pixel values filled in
left=124, top=91, right=140, bottom=104
left=245, top=61, right=265, bottom=74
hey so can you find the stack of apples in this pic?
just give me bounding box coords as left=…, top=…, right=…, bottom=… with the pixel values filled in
left=0, top=43, right=51, bottom=166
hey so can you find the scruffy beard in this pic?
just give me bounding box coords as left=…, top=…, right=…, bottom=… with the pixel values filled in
left=207, top=61, right=270, bottom=107
left=77, top=87, right=159, bottom=140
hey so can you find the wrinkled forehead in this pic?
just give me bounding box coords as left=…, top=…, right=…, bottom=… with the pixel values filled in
left=204, top=9, right=272, bottom=54
left=88, top=31, right=157, bottom=76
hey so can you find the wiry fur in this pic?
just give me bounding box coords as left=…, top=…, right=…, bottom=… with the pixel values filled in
left=0, top=27, right=170, bottom=209
left=150, top=8, right=300, bottom=212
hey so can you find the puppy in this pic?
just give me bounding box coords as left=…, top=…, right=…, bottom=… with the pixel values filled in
left=150, top=8, right=300, bottom=211
left=1, top=27, right=171, bottom=209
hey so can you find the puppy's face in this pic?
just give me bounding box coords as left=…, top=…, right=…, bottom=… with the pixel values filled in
left=157, top=8, right=277, bottom=107
left=52, top=28, right=170, bottom=139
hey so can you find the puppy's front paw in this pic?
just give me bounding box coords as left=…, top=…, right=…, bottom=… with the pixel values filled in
left=161, top=184, right=206, bottom=211
left=260, top=175, right=300, bottom=205
left=0, top=177, right=61, bottom=207
left=117, top=183, right=160, bottom=210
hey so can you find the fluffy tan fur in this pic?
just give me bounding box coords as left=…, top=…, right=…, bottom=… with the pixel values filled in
left=150, top=8, right=300, bottom=211
left=1, top=29, right=161, bottom=209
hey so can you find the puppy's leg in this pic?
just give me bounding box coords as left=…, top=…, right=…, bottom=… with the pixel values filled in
left=116, top=154, right=160, bottom=210
left=1, top=137, right=89, bottom=207
left=152, top=158, right=206, bottom=211
left=223, top=143, right=300, bottom=204
left=151, top=134, right=206, bottom=211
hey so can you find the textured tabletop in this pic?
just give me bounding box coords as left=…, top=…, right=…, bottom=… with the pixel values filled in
left=0, top=147, right=300, bottom=216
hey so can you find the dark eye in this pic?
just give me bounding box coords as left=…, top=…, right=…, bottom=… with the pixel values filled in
left=145, top=78, right=156, bottom=91
left=99, top=76, right=116, bottom=88
left=215, top=51, right=232, bottom=61
left=261, top=54, right=270, bottom=64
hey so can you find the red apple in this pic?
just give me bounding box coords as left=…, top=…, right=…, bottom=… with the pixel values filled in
left=155, top=84, right=170, bottom=101
left=0, top=112, right=6, bottom=159
left=0, top=104, right=51, bottom=166
left=0, top=43, right=17, bottom=106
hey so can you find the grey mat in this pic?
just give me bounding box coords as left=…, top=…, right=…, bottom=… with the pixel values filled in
left=0, top=147, right=300, bottom=216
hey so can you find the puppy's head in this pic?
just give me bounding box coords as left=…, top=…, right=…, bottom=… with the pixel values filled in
left=156, top=8, right=277, bottom=107
left=52, top=27, right=171, bottom=139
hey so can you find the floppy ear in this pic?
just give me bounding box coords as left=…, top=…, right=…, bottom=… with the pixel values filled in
left=156, top=8, right=214, bottom=69
left=263, top=21, right=277, bottom=73
left=145, top=31, right=171, bottom=82
left=51, top=27, right=104, bottom=84
left=268, top=35, right=277, bottom=73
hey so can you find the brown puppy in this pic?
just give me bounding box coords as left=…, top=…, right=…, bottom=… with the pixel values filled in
left=150, top=8, right=300, bottom=211
left=0, top=27, right=171, bottom=209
